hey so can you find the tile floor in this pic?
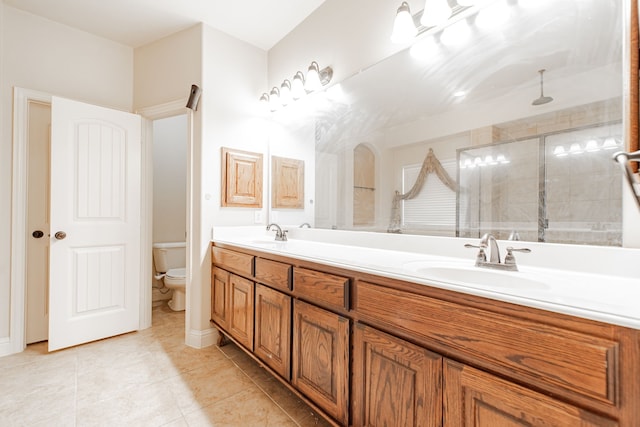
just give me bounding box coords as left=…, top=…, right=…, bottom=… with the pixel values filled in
left=0, top=302, right=332, bottom=427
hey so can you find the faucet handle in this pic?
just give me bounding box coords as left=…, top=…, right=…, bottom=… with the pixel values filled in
left=464, top=243, right=487, bottom=263
left=504, top=247, right=531, bottom=265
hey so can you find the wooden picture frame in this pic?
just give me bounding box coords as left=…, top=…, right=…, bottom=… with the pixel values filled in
left=272, top=156, right=304, bottom=209
left=221, top=147, right=263, bottom=208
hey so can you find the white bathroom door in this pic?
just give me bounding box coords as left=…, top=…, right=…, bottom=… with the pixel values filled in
left=48, top=96, right=142, bottom=351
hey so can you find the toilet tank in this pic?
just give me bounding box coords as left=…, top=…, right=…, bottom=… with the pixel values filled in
left=152, top=242, right=186, bottom=273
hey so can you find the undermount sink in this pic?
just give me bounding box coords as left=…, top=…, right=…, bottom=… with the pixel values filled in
left=402, top=261, right=549, bottom=291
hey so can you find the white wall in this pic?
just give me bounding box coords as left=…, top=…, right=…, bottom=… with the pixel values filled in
left=198, top=24, right=268, bottom=333
left=0, top=4, right=133, bottom=344
left=134, top=25, right=202, bottom=109
left=153, top=115, right=188, bottom=243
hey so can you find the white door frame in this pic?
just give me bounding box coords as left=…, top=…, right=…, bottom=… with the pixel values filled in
left=136, top=99, right=193, bottom=337
left=8, top=88, right=52, bottom=355
left=7, top=87, right=159, bottom=356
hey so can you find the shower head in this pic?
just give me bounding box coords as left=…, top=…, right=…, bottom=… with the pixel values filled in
left=532, top=69, right=553, bottom=106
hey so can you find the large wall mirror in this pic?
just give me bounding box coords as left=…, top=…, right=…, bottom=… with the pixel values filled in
left=271, top=0, right=634, bottom=246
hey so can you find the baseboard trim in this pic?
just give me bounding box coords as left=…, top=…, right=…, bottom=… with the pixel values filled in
left=185, top=327, right=218, bottom=349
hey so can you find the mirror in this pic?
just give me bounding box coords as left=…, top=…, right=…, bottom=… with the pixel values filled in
left=272, top=0, right=627, bottom=246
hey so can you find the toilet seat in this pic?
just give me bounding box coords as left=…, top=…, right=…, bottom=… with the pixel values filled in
left=166, top=267, right=185, bottom=279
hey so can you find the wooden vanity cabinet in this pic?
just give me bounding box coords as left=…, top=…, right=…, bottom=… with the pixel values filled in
left=211, top=243, right=640, bottom=427
left=211, top=267, right=254, bottom=350
left=254, top=283, right=291, bottom=379
left=352, top=323, right=443, bottom=427
left=443, top=360, right=618, bottom=427
left=292, top=299, right=350, bottom=426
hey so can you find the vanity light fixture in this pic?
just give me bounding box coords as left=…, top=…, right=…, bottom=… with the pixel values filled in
left=269, top=87, right=281, bottom=112
left=291, top=71, right=306, bottom=100
left=475, top=0, right=511, bottom=30
left=553, top=146, right=568, bottom=157
left=602, top=137, right=620, bottom=150
left=421, top=0, right=453, bottom=28
left=496, top=154, right=510, bottom=164
left=440, top=19, right=472, bottom=46
left=280, top=80, right=292, bottom=106
left=569, top=142, right=584, bottom=155
left=304, top=61, right=333, bottom=92
left=585, top=139, right=600, bottom=152
left=391, top=1, right=418, bottom=44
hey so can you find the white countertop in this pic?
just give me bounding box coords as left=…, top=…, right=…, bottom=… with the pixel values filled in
left=212, top=226, right=640, bottom=330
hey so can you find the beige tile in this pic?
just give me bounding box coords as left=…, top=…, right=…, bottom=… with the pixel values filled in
left=184, top=389, right=298, bottom=427
left=76, top=353, right=174, bottom=404
left=150, top=344, right=228, bottom=377
left=76, top=380, right=183, bottom=427
left=166, top=359, right=257, bottom=414
left=0, top=303, right=326, bottom=427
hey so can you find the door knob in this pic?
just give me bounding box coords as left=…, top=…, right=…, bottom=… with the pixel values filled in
left=32, top=230, right=44, bottom=238
left=54, top=231, right=67, bottom=240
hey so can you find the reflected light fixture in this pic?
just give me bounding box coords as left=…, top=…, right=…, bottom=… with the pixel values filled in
left=585, top=139, right=600, bottom=152
left=475, top=0, right=511, bottom=30
left=280, top=80, right=292, bottom=106
left=259, top=92, right=269, bottom=107
left=602, top=137, right=620, bottom=150
left=268, top=87, right=280, bottom=112
left=391, top=1, right=418, bottom=44
left=553, top=146, right=568, bottom=157
left=440, top=18, right=471, bottom=46
left=421, top=0, right=452, bottom=28
left=569, top=142, right=583, bottom=155
left=291, top=71, right=306, bottom=100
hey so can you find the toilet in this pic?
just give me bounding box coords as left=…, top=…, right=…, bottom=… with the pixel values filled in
left=152, top=242, right=186, bottom=311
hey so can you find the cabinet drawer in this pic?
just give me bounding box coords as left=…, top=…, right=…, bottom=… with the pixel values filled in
left=355, top=281, right=618, bottom=407
left=294, top=267, right=349, bottom=311
left=255, top=257, right=291, bottom=291
left=212, top=246, right=254, bottom=277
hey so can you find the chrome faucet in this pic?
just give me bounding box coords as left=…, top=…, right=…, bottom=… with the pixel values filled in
left=266, top=223, right=288, bottom=241
left=465, top=233, right=530, bottom=271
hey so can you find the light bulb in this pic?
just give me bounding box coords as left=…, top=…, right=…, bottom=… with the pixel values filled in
left=391, top=2, right=418, bottom=43
left=553, top=146, right=568, bottom=157
left=569, top=143, right=583, bottom=155
left=496, top=154, right=510, bottom=164
left=410, top=36, right=439, bottom=61
left=280, top=80, right=292, bottom=106
left=291, top=71, right=306, bottom=99
left=421, top=0, right=452, bottom=27
left=305, top=62, right=322, bottom=92
left=440, top=19, right=471, bottom=46
left=585, top=139, right=600, bottom=152
left=268, top=87, right=280, bottom=112
left=602, top=137, right=619, bottom=149
left=475, top=1, right=511, bottom=30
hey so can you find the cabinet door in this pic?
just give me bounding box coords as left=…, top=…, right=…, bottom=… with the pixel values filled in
left=292, top=300, right=349, bottom=426
left=211, top=267, right=229, bottom=330
left=254, top=284, right=291, bottom=379
left=353, top=323, right=442, bottom=427
left=443, top=359, right=618, bottom=427
left=228, top=273, right=255, bottom=351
